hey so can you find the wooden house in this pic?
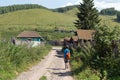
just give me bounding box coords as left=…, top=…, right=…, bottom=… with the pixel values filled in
left=76, top=30, right=95, bottom=42
left=63, top=37, right=70, bottom=46
left=70, top=36, right=79, bottom=48
left=16, top=31, right=43, bottom=47
left=69, top=30, right=95, bottom=48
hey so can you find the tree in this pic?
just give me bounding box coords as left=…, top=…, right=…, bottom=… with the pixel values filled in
left=100, top=7, right=117, bottom=15
left=0, top=4, right=47, bottom=14
left=117, top=11, right=120, bottom=21
left=91, top=26, right=120, bottom=79
left=74, top=0, right=100, bottom=29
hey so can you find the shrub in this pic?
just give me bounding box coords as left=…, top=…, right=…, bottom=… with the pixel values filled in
left=91, top=25, right=120, bottom=79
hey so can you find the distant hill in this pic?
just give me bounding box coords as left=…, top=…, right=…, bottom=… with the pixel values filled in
left=100, top=7, right=118, bottom=15
left=0, top=5, right=120, bottom=31
left=0, top=6, right=120, bottom=40
left=0, top=4, right=79, bottom=15
left=0, top=4, right=48, bottom=14
left=52, top=5, right=78, bottom=13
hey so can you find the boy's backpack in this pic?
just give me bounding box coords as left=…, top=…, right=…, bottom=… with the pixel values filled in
left=66, top=52, right=70, bottom=60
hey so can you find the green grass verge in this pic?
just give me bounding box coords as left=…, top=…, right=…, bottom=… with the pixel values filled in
left=39, top=76, right=47, bottom=80
left=71, top=60, right=100, bottom=80
left=0, top=43, right=52, bottom=80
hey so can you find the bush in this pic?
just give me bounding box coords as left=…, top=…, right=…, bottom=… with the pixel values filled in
left=71, top=58, right=100, bottom=80
left=71, top=26, right=120, bottom=80
left=70, top=43, right=99, bottom=80
left=91, top=25, right=120, bottom=79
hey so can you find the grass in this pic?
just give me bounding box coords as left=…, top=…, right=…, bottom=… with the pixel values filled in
left=0, top=8, right=120, bottom=80
left=39, top=76, right=47, bottom=80
left=0, top=9, right=76, bottom=30
left=100, top=15, right=120, bottom=27
left=71, top=59, right=100, bottom=80
left=64, top=8, right=120, bottom=27
left=0, top=8, right=76, bottom=40
left=0, top=43, right=52, bottom=80
left=0, top=8, right=120, bottom=31
left=1, top=8, right=120, bottom=41
left=65, top=8, right=78, bottom=17
left=39, top=30, right=73, bottom=40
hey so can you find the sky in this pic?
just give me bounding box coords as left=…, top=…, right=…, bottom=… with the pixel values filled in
left=0, top=0, right=120, bottom=11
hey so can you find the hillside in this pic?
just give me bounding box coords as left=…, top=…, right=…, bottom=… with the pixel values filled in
left=0, top=7, right=120, bottom=40
left=0, top=8, right=77, bottom=40
left=100, top=15, right=120, bottom=27
left=0, top=4, right=48, bottom=14
left=64, top=8, right=78, bottom=17
left=0, top=9, right=76, bottom=30
left=52, top=5, right=78, bottom=13
left=0, top=5, right=120, bottom=31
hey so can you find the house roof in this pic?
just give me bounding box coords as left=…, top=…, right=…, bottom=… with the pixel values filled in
left=76, top=30, right=95, bottom=40
left=17, top=31, right=41, bottom=38
left=71, top=36, right=78, bottom=41
left=64, top=37, right=70, bottom=41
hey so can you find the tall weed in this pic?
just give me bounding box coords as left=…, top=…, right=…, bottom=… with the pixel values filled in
left=0, top=42, right=51, bottom=80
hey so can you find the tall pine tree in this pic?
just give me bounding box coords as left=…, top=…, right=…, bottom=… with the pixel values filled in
left=74, top=0, right=100, bottom=29
left=117, top=12, right=120, bottom=21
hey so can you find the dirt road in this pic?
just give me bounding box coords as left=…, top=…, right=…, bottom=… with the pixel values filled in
left=15, top=47, right=73, bottom=80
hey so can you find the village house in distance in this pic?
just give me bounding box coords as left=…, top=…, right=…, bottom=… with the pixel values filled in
left=64, top=30, right=95, bottom=48
left=16, top=31, right=44, bottom=47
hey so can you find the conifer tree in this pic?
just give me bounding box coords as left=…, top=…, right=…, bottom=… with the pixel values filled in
left=74, top=0, right=100, bottom=29
left=117, top=12, right=120, bottom=21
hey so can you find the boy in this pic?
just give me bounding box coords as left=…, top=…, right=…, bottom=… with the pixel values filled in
left=63, top=45, right=70, bottom=69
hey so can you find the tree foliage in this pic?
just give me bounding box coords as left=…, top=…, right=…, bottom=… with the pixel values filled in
left=91, top=26, right=120, bottom=79
left=71, top=26, right=120, bottom=79
left=117, top=11, right=120, bottom=21
left=74, top=0, right=100, bottom=29
left=52, top=5, right=78, bottom=13
left=100, top=7, right=117, bottom=15
left=0, top=4, right=47, bottom=14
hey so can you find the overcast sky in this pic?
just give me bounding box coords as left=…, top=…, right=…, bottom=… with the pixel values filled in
left=0, top=0, right=120, bottom=11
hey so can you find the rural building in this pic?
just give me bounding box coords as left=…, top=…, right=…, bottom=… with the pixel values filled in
left=76, top=30, right=95, bottom=41
left=63, top=37, right=70, bottom=46
left=16, top=31, right=44, bottom=47
left=64, top=29, right=95, bottom=48
left=70, top=36, right=79, bottom=48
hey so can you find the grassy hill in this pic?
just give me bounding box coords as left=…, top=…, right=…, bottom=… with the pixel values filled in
left=0, top=9, right=77, bottom=40
left=100, top=15, right=120, bottom=27
left=0, top=7, right=120, bottom=40
left=0, top=9, right=76, bottom=29
left=65, top=8, right=78, bottom=17
left=1, top=5, right=119, bottom=31
left=52, top=5, right=78, bottom=13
